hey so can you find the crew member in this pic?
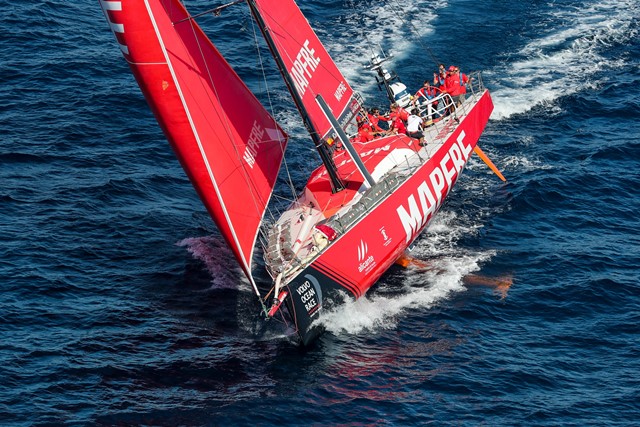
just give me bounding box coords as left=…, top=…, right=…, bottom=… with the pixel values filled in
left=444, top=65, right=469, bottom=108
left=406, top=108, right=426, bottom=146
left=389, top=102, right=409, bottom=123
left=356, top=116, right=374, bottom=142
left=433, top=63, right=446, bottom=88
left=414, top=80, right=442, bottom=121
left=367, top=107, right=388, bottom=133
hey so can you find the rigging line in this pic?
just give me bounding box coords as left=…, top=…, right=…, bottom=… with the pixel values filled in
left=182, top=14, right=267, bottom=225
left=384, top=0, right=442, bottom=67
left=248, top=12, right=298, bottom=208
left=248, top=15, right=283, bottom=229
left=174, top=0, right=244, bottom=24
left=180, top=6, right=272, bottom=307
left=248, top=50, right=297, bottom=255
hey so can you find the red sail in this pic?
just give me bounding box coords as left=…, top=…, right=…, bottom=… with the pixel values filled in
left=251, top=0, right=362, bottom=139
left=99, top=0, right=287, bottom=283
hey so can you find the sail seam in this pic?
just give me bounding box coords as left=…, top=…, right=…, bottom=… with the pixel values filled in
left=313, top=262, right=360, bottom=297
left=182, top=11, right=276, bottom=285
left=143, top=0, right=261, bottom=297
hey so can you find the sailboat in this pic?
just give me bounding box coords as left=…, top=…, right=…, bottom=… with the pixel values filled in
left=99, top=0, right=500, bottom=345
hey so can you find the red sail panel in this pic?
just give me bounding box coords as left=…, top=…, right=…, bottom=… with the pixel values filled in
left=100, top=0, right=287, bottom=282
left=251, top=0, right=361, bottom=139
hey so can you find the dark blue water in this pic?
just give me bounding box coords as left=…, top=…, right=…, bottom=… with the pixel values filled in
left=2, top=0, right=639, bottom=425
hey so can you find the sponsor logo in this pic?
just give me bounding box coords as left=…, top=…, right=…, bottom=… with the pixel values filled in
left=397, top=131, right=473, bottom=243
left=242, top=120, right=265, bottom=168
left=357, top=239, right=368, bottom=262
left=380, top=226, right=392, bottom=247
left=334, top=81, right=347, bottom=101
left=296, top=274, right=322, bottom=315
left=357, top=239, right=376, bottom=273
left=290, top=40, right=321, bottom=96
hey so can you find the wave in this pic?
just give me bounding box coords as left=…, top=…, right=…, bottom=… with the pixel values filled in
left=488, top=0, right=639, bottom=119
left=177, top=236, right=247, bottom=290
left=312, top=0, right=447, bottom=90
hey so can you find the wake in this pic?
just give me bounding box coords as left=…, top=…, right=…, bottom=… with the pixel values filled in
left=488, top=0, right=639, bottom=119
left=319, top=211, right=499, bottom=337
left=327, top=0, right=638, bottom=120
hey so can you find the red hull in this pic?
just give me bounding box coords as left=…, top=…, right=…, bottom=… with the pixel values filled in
left=286, top=91, right=494, bottom=344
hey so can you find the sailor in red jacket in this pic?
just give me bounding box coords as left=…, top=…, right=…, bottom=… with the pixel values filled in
left=355, top=116, right=375, bottom=143
left=433, top=63, right=446, bottom=88
left=367, top=107, right=387, bottom=133
left=444, top=65, right=469, bottom=107
left=389, top=103, right=409, bottom=122
left=389, top=114, right=407, bottom=135
left=414, top=80, right=442, bottom=121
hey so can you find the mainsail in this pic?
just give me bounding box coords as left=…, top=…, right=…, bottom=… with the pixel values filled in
left=249, top=0, right=362, bottom=139
left=99, top=0, right=288, bottom=285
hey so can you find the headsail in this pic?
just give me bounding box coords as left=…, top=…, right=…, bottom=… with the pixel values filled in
left=99, top=0, right=288, bottom=286
left=249, top=0, right=362, bottom=139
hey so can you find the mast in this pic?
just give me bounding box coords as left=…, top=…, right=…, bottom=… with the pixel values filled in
left=316, top=95, right=376, bottom=189
left=245, top=0, right=345, bottom=193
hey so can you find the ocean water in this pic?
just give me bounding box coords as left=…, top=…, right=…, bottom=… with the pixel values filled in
left=1, top=0, right=639, bottom=425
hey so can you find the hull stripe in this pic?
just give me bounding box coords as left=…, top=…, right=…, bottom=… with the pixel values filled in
left=312, top=261, right=361, bottom=297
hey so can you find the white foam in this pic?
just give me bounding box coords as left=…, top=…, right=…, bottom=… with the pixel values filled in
left=501, top=154, right=553, bottom=172
left=319, top=210, right=496, bottom=337
left=488, top=0, right=638, bottom=119
left=320, top=1, right=447, bottom=91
